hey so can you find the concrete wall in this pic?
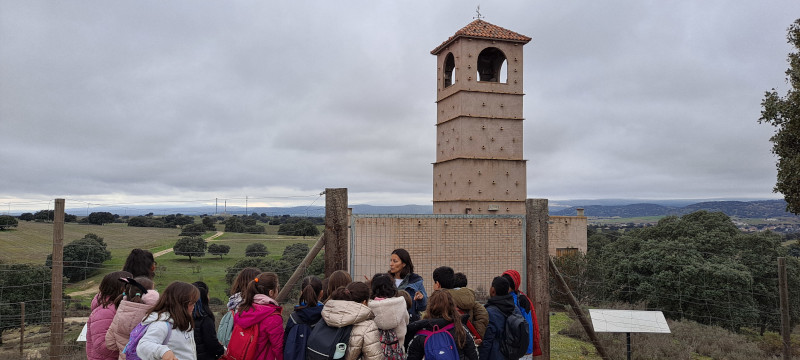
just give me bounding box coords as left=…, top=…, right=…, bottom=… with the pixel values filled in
left=548, top=215, right=588, bottom=256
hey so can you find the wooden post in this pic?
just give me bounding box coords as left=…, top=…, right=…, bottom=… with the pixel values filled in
left=324, top=188, right=348, bottom=277
left=20, top=302, right=25, bottom=357
left=49, top=199, right=64, bottom=359
left=527, top=199, right=550, bottom=360
left=778, top=257, right=791, bottom=360
left=276, top=235, right=325, bottom=303
left=550, top=258, right=611, bottom=360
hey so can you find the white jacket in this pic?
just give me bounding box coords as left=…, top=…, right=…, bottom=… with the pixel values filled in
left=368, top=296, right=409, bottom=343
left=136, top=312, right=196, bottom=360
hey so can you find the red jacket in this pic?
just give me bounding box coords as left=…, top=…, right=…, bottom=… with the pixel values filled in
left=234, top=295, right=284, bottom=360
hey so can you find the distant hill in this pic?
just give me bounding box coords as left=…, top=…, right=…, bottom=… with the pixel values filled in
left=550, top=199, right=797, bottom=218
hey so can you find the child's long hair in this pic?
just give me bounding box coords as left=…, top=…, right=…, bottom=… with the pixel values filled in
left=325, top=270, right=352, bottom=301
left=122, top=249, right=156, bottom=279
left=327, top=282, right=369, bottom=304
left=425, top=290, right=467, bottom=348
left=146, top=281, right=199, bottom=332
left=238, top=272, right=279, bottom=313
left=114, top=276, right=154, bottom=308
left=98, top=271, right=132, bottom=308
left=370, top=273, right=396, bottom=299
left=230, top=267, right=261, bottom=296
left=297, top=276, right=322, bottom=309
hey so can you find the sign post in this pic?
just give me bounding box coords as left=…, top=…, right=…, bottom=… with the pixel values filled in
left=589, top=310, right=671, bottom=360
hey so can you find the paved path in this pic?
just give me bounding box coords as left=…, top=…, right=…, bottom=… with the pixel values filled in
left=68, top=231, right=224, bottom=298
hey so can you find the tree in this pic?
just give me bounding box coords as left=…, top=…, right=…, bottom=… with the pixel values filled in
left=208, top=243, right=231, bottom=259
left=224, top=217, right=245, bottom=233
left=202, top=216, right=217, bottom=231
left=18, top=213, right=34, bottom=221
left=33, top=209, right=52, bottom=222
left=87, top=211, right=115, bottom=225
left=278, top=220, right=320, bottom=237
left=760, top=19, right=800, bottom=214
left=225, top=257, right=292, bottom=289
left=173, top=237, right=207, bottom=261
left=0, top=215, right=18, bottom=230
left=245, top=243, right=269, bottom=257
left=47, top=233, right=112, bottom=282
left=180, top=223, right=207, bottom=237
left=0, top=262, right=52, bottom=345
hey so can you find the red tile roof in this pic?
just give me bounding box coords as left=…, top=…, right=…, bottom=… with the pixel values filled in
left=431, top=20, right=531, bottom=54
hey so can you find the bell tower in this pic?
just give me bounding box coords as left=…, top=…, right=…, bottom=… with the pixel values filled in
left=431, top=20, right=531, bottom=214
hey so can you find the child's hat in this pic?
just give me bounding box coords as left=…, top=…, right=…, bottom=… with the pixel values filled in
left=502, top=269, right=521, bottom=291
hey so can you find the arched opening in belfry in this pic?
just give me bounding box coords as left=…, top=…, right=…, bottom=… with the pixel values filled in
left=444, top=53, right=456, bottom=87
left=477, top=47, right=507, bottom=83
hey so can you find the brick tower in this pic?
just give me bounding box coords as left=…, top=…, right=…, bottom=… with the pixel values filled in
left=431, top=20, right=531, bottom=214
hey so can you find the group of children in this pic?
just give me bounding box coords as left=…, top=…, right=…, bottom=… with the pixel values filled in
left=84, top=248, right=541, bottom=360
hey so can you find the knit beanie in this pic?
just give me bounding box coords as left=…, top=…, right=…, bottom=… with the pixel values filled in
left=502, top=269, right=521, bottom=291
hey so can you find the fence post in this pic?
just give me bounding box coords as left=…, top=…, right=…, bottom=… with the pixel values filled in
left=20, top=302, right=25, bottom=357
left=527, top=198, right=550, bottom=360
left=324, top=188, right=348, bottom=277
left=49, top=198, right=65, bottom=359
left=778, top=257, right=791, bottom=360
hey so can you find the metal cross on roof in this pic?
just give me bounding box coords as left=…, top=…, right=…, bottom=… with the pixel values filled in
left=474, top=5, right=483, bottom=20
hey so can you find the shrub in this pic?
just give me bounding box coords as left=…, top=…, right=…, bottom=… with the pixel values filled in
left=245, top=243, right=269, bottom=257
left=208, top=243, right=231, bottom=259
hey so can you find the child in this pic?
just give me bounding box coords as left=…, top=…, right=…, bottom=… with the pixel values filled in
left=367, top=273, right=409, bottom=351
left=478, top=277, right=515, bottom=360
left=405, top=290, right=478, bottom=360
left=233, top=272, right=284, bottom=360
left=284, top=276, right=324, bottom=360
left=136, top=281, right=200, bottom=360
left=218, top=267, right=261, bottom=346
left=320, top=282, right=382, bottom=360
left=105, top=276, right=160, bottom=359
left=324, top=270, right=352, bottom=302
left=502, top=270, right=541, bottom=357
left=193, top=282, right=225, bottom=360
left=87, top=271, right=131, bottom=360
left=434, top=266, right=488, bottom=343
left=453, top=272, right=468, bottom=288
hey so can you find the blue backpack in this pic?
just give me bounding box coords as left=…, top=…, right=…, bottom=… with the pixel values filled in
left=416, top=323, right=459, bottom=360
left=284, top=313, right=313, bottom=360
left=217, top=309, right=235, bottom=346
left=123, top=321, right=171, bottom=360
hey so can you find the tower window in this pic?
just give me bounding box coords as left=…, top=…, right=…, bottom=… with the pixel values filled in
left=476, top=47, right=507, bottom=83
left=444, top=53, right=456, bottom=88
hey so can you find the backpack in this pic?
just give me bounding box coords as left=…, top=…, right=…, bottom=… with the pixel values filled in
left=499, top=306, right=529, bottom=360
left=284, top=313, right=314, bottom=360
left=122, top=321, right=171, bottom=360
left=512, top=292, right=538, bottom=355
left=416, top=323, right=459, bottom=360
left=379, top=329, right=406, bottom=360
left=217, top=309, right=235, bottom=346
left=306, top=319, right=353, bottom=360
left=220, top=321, right=259, bottom=360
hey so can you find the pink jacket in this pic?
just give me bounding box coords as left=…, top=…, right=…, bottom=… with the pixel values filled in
left=105, top=295, right=159, bottom=359
left=87, top=296, right=118, bottom=360
left=234, top=295, right=284, bottom=360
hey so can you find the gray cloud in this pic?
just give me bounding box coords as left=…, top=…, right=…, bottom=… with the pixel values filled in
left=1, top=1, right=798, bottom=210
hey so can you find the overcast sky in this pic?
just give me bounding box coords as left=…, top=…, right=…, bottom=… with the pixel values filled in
left=1, top=1, right=799, bottom=212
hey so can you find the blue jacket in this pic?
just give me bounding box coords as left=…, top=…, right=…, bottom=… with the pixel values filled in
left=478, top=294, right=515, bottom=360
left=398, top=273, right=427, bottom=322
left=283, top=303, right=323, bottom=360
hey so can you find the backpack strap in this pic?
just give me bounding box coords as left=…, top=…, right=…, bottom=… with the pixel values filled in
left=289, top=313, right=300, bottom=326
left=418, top=323, right=455, bottom=346
left=162, top=321, right=172, bottom=345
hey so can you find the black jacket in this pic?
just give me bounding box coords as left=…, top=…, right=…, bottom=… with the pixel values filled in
left=405, top=318, right=478, bottom=360
left=478, top=294, right=515, bottom=360
left=194, top=314, right=225, bottom=360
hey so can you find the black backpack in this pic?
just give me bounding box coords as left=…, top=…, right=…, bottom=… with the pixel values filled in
left=499, top=306, right=530, bottom=360
left=305, top=318, right=353, bottom=360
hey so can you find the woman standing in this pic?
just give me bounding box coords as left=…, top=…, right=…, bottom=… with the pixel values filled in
left=388, top=249, right=427, bottom=322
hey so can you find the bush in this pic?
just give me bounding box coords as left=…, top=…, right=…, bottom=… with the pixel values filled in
left=180, top=223, right=207, bottom=237
left=208, top=243, right=231, bottom=259
left=245, top=243, right=269, bottom=257
left=46, top=233, right=111, bottom=282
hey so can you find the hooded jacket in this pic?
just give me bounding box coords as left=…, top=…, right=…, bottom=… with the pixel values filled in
left=368, top=296, right=409, bottom=343
left=136, top=312, right=197, bottom=360
left=87, top=296, right=118, bottom=360
left=477, top=294, right=515, bottom=360
left=405, top=318, right=478, bottom=360
left=234, top=295, right=284, bottom=360
left=321, top=300, right=382, bottom=360
left=445, top=287, right=489, bottom=338
left=397, top=273, right=427, bottom=322
left=105, top=291, right=160, bottom=359
left=194, top=312, right=225, bottom=360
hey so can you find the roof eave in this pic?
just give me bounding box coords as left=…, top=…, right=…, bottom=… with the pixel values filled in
left=431, top=35, right=531, bottom=55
